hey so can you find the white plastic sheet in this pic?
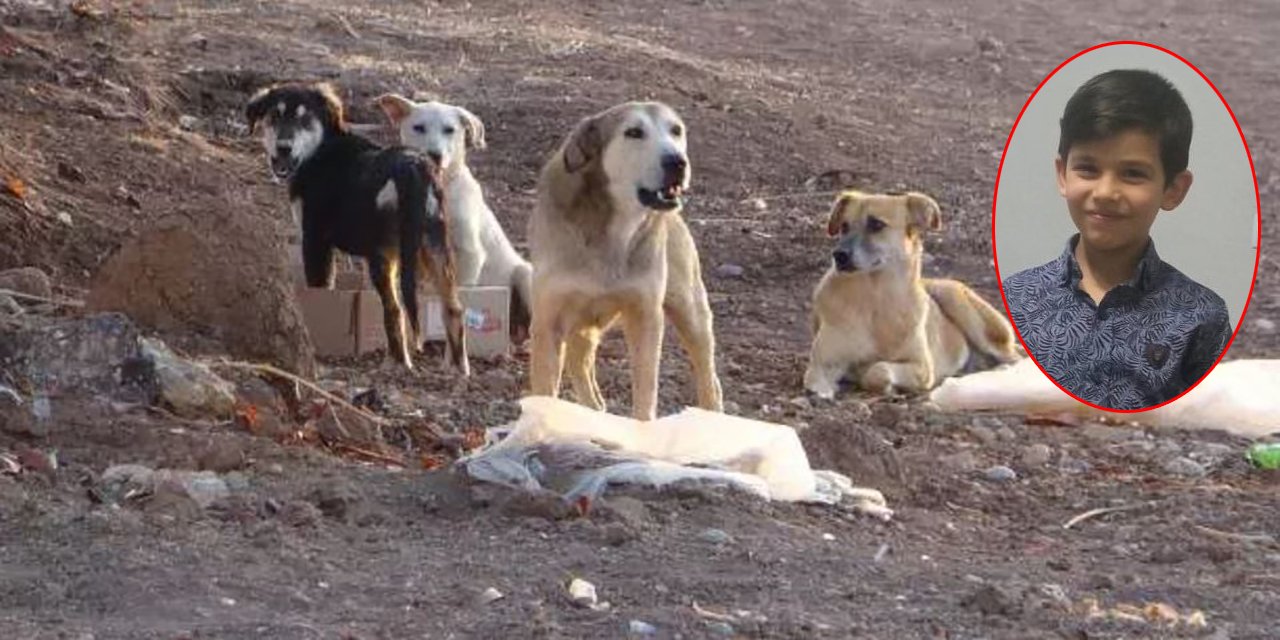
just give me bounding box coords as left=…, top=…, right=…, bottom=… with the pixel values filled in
left=456, top=396, right=892, bottom=518
left=929, top=358, right=1280, bottom=439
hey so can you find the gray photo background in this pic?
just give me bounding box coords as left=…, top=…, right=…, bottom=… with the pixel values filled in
left=994, top=44, right=1258, bottom=328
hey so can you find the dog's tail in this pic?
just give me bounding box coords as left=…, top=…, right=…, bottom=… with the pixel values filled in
left=400, top=158, right=469, bottom=375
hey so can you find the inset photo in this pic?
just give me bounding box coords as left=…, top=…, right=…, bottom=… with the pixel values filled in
left=993, top=42, right=1260, bottom=412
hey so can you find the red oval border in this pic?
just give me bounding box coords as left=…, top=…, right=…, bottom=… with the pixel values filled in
left=991, top=40, right=1262, bottom=414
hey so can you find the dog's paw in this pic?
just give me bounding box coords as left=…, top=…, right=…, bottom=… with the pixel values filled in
left=860, top=363, right=895, bottom=396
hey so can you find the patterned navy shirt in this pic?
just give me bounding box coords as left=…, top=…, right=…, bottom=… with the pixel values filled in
left=1003, top=235, right=1232, bottom=410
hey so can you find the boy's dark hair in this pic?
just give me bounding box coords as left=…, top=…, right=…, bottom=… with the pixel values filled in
left=1058, top=69, right=1193, bottom=185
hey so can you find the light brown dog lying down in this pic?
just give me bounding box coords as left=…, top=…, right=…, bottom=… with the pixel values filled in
left=526, top=101, right=723, bottom=420
left=804, top=190, right=1022, bottom=398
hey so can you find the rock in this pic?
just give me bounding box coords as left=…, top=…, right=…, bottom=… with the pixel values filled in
left=85, top=218, right=316, bottom=377
left=600, top=495, right=650, bottom=528
left=1030, top=583, right=1072, bottom=611
left=140, top=338, right=235, bottom=419
left=178, top=115, right=200, bottom=130
left=961, top=584, right=1020, bottom=617
left=1252, top=318, right=1276, bottom=333
left=567, top=578, right=602, bottom=609
left=152, top=469, right=230, bottom=508
left=0, top=313, right=148, bottom=401
left=0, top=266, right=53, bottom=301
left=310, top=481, right=362, bottom=521
left=628, top=619, right=657, bottom=635
left=1020, top=444, right=1053, bottom=468
left=197, top=439, right=245, bottom=472
left=0, top=385, right=41, bottom=437
left=697, top=528, right=734, bottom=545
left=984, top=465, right=1017, bottom=482
left=715, top=263, right=746, bottom=279
left=750, top=198, right=767, bottom=210
left=599, top=522, right=635, bottom=547
left=1163, top=456, right=1207, bottom=477
left=0, top=293, right=21, bottom=316
left=278, top=500, right=322, bottom=527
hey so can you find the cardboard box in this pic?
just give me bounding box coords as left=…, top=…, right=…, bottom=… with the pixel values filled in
left=288, top=251, right=511, bottom=358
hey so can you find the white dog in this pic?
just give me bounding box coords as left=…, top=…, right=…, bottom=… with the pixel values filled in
left=375, top=94, right=533, bottom=341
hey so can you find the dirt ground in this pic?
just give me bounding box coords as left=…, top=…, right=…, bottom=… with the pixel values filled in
left=2, top=0, right=1279, bottom=638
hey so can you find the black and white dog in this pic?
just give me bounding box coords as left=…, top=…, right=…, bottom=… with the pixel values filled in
left=245, top=82, right=468, bottom=374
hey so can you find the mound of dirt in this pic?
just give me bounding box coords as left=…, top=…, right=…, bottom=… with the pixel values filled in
left=85, top=211, right=315, bottom=377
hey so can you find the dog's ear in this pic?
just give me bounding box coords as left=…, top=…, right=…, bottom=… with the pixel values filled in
left=244, top=85, right=277, bottom=135
left=374, top=93, right=415, bottom=126
left=826, top=191, right=864, bottom=237
left=563, top=114, right=603, bottom=174
left=456, top=106, right=487, bottom=150
left=905, top=192, right=942, bottom=232
left=315, top=82, right=347, bottom=131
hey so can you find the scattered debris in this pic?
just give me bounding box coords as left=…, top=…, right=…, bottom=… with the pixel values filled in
left=1063, top=501, right=1160, bottom=530
left=567, top=577, right=608, bottom=611
left=983, top=465, right=1017, bottom=482
left=476, top=587, right=504, bottom=606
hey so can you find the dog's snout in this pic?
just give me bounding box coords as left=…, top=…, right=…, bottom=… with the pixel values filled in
left=274, top=142, right=293, bottom=156
left=426, top=150, right=443, bottom=165
left=661, top=154, right=688, bottom=174
left=832, top=249, right=852, bottom=270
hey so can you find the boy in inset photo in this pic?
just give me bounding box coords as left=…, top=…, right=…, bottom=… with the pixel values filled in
left=1002, top=69, right=1232, bottom=410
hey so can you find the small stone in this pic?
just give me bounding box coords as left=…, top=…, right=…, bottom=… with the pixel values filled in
left=628, top=620, right=657, bottom=635
left=1035, top=583, right=1071, bottom=610
left=153, top=470, right=229, bottom=508
left=995, top=427, right=1018, bottom=442
left=697, top=528, right=734, bottom=545
left=57, top=211, right=73, bottom=226
left=1020, top=444, right=1052, bottom=468
left=707, top=621, right=735, bottom=635
left=1059, top=456, right=1092, bottom=475
left=1163, top=456, right=1207, bottom=477
left=715, top=263, right=746, bottom=279
left=984, top=465, right=1017, bottom=482
left=477, top=587, right=504, bottom=605
left=599, top=522, right=635, bottom=547
left=1252, top=318, right=1276, bottom=333
left=941, top=450, right=980, bottom=472
left=961, top=584, right=1019, bottom=617
left=750, top=198, right=767, bottom=210
left=178, top=115, right=200, bottom=130
left=278, top=500, right=322, bottom=527
left=966, top=424, right=998, bottom=446
left=0, top=293, right=21, bottom=315
left=567, top=577, right=599, bottom=608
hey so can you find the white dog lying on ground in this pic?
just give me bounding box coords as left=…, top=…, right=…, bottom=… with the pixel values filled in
left=376, top=93, right=533, bottom=342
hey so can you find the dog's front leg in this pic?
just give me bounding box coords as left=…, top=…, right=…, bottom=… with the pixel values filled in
left=623, top=306, right=664, bottom=421
left=528, top=296, right=566, bottom=399
left=803, top=327, right=844, bottom=400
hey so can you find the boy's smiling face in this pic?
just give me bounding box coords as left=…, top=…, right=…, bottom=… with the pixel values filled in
left=1056, top=128, right=1193, bottom=254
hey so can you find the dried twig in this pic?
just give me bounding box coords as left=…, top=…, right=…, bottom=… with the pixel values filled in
left=331, top=442, right=405, bottom=467
left=0, top=288, right=85, bottom=307
left=204, top=359, right=391, bottom=426
left=331, top=13, right=360, bottom=39
left=1063, top=501, right=1158, bottom=530
left=1193, top=524, right=1277, bottom=546
left=691, top=601, right=737, bottom=623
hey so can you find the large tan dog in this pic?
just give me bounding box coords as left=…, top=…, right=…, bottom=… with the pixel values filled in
left=527, top=101, right=723, bottom=421
left=804, top=190, right=1021, bottom=398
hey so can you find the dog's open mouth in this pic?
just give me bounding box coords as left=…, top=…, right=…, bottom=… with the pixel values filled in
left=270, top=154, right=296, bottom=180
left=637, top=184, right=684, bottom=211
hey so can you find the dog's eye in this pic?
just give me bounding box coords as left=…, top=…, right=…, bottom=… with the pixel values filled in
left=670, top=125, right=683, bottom=137
left=443, top=126, right=455, bottom=135
left=866, top=217, right=886, bottom=233
left=412, top=124, right=426, bottom=134
left=624, top=127, right=645, bottom=140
